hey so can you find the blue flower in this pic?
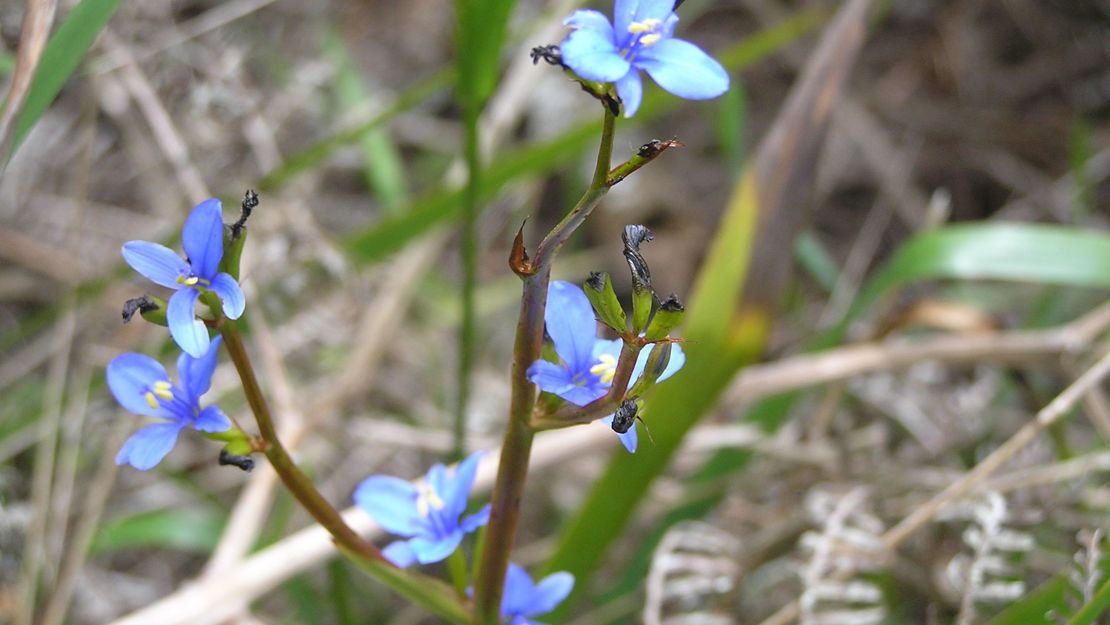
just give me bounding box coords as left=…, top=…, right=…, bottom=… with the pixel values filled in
left=122, top=199, right=245, bottom=358
left=353, top=451, right=490, bottom=567
left=107, top=337, right=231, bottom=470
left=560, top=0, right=729, bottom=117
left=501, top=563, right=575, bottom=625
left=526, top=281, right=685, bottom=453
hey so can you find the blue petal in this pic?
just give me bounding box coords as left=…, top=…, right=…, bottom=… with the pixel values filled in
left=563, top=9, right=613, bottom=38
left=443, top=451, right=483, bottom=521
left=634, top=38, right=729, bottom=100
left=107, top=353, right=174, bottom=418
left=353, top=475, right=422, bottom=537
left=617, top=424, right=638, bottom=453
left=527, top=572, right=575, bottom=616
left=177, top=335, right=221, bottom=402
left=182, top=198, right=224, bottom=280
left=632, top=0, right=676, bottom=22
left=193, top=405, right=231, bottom=433
left=168, top=288, right=209, bottom=358
left=661, top=12, right=679, bottom=37
left=115, top=422, right=187, bottom=470
left=460, top=504, right=491, bottom=532
left=409, top=531, right=464, bottom=565
left=614, top=0, right=675, bottom=37
left=425, top=463, right=449, bottom=508
left=555, top=383, right=609, bottom=407
left=615, top=70, right=644, bottom=117
left=600, top=415, right=638, bottom=453
left=501, top=563, right=537, bottom=615
left=613, top=0, right=637, bottom=39
left=122, top=241, right=189, bottom=289
left=545, top=281, right=599, bottom=376
left=527, top=360, right=576, bottom=395
left=210, top=273, right=245, bottom=319
left=560, top=29, right=630, bottom=83
left=592, top=338, right=623, bottom=361
left=382, top=540, right=418, bottom=568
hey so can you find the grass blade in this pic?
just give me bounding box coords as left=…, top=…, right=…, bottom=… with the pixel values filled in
left=8, top=0, right=120, bottom=158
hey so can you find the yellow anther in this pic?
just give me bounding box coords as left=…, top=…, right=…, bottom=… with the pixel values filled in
left=628, top=18, right=662, bottom=33
left=640, top=33, right=662, bottom=46
left=183, top=276, right=200, bottom=286
left=415, top=483, right=446, bottom=518
left=590, top=353, right=618, bottom=385
left=153, top=381, right=174, bottom=401
left=144, top=391, right=160, bottom=410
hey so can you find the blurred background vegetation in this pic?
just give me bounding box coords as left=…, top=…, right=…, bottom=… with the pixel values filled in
left=0, top=0, right=1108, bottom=624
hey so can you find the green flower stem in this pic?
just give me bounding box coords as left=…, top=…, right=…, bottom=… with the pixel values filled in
left=472, top=109, right=617, bottom=624
left=217, top=319, right=385, bottom=564
left=446, top=547, right=470, bottom=599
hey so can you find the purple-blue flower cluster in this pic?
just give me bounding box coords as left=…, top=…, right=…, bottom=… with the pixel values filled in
left=526, top=281, right=685, bottom=453
left=560, top=0, right=729, bottom=117
left=111, top=199, right=245, bottom=470
left=354, top=451, right=490, bottom=567
left=122, top=198, right=244, bottom=358
left=108, top=337, right=231, bottom=470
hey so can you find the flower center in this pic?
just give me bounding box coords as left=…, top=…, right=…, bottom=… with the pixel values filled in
left=144, top=380, right=175, bottom=410
left=589, top=353, right=618, bottom=385
left=623, top=18, right=664, bottom=59
left=415, top=482, right=446, bottom=518
left=176, top=274, right=209, bottom=288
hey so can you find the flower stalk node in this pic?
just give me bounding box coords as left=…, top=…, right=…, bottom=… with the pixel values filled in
left=509, top=222, right=537, bottom=277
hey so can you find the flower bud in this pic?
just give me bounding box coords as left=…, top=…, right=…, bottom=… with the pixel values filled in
left=622, top=224, right=655, bottom=333
left=628, top=342, right=672, bottom=397
left=583, top=271, right=627, bottom=332
left=122, top=295, right=167, bottom=327
left=644, top=294, right=684, bottom=340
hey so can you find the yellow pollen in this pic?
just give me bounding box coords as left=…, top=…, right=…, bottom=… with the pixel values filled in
left=184, top=276, right=200, bottom=286
left=144, top=391, right=160, bottom=409
left=640, top=33, right=662, bottom=46
left=415, top=483, right=446, bottom=517
left=153, top=381, right=174, bottom=401
left=590, top=353, right=618, bottom=385
left=628, top=18, right=662, bottom=33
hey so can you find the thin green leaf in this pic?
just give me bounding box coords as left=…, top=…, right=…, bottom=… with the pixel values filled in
left=1066, top=573, right=1110, bottom=625
left=716, top=77, right=746, bottom=180
left=322, top=30, right=409, bottom=213
left=456, top=0, right=517, bottom=106
left=795, top=230, right=840, bottom=293
left=10, top=0, right=120, bottom=157
left=91, top=506, right=224, bottom=555
left=852, top=222, right=1110, bottom=319
left=257, top=68, right=452, bottom=192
